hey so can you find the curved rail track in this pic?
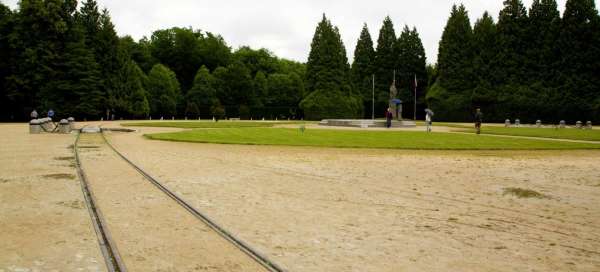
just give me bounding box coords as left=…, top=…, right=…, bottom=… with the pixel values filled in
left=74, top=127, right=286, bottom=272
left=73, top=130, right=127, bottom=272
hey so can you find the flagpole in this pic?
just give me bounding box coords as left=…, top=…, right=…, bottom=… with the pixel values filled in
left=371, top=74, right=375, bottom=120
left=413, top=74, right=417, bottom=121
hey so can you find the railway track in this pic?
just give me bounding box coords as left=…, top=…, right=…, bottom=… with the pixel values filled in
left=74, top=127, right=286, bottom=272
left=74, top=130, right=127, bottom=272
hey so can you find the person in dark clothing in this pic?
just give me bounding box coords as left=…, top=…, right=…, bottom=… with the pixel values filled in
left=474, top=108, right=483, bottom=134
left=385, top=108, right=393, bottom=128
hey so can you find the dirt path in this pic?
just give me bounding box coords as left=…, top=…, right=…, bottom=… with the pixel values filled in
left=106, top=125, right=600, bottom=272
left=0, top=124, right=105, bottom=271
left=76, top=132, right=268, bottom=271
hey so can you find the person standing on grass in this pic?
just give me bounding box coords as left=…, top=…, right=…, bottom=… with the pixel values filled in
left=474, top=108, right=483, bottom=134
left=385, top=108, right=393, bottom=128
left=425, top=109, right=433, bottom=132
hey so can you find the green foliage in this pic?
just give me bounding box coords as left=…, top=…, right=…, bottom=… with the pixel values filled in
left=109, top=59, right=149, bottom=118
left=146, top=64, right=181, bottom=117
left=437, top=4, right=474, bottom=94
left=351, top=24, right=375, bottom=105
left=300, top=89, right=362, bottom=120
left=145, top=127, right=600, bottom=150
left=394, top=26, right=427, bottom=119
left=302, top=14, right=361, bottom=119
left=210, top=100, right=226, bottom=119
left=187, top=66, right=217, bottom=113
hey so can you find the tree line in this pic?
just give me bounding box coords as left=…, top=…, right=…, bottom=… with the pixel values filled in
left=429, top=0, right=600, bottom=123
left=0, top=0, right=305, bottom=121
left=301, top=15, right=429, bottom=120
left=1, top=0, right=598, bottom=122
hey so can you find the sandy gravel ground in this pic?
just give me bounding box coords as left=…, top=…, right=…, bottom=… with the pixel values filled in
left=77, top=133, right=268, bottom=271
left=106, top=125, right=600, bottom=272
left=0, top=124, right=104, bottom=271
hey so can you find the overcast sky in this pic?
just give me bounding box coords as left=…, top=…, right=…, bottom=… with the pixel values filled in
left=3, top=0, right=598, bottom=64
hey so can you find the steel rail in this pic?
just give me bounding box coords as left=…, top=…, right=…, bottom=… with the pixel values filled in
left=74, top=129, right=127, bottom=272
left=100, top=130, right=286, bottom=272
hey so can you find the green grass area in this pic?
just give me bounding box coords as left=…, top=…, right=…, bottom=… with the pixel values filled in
left=122, top=121, right=304, bottom=129
left=144, top=128, right=600, bottom=150
left=455, top=126, right=600, bottom=141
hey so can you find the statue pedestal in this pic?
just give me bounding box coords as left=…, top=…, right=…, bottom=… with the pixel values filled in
left=319, top=119, right=416, bottom=128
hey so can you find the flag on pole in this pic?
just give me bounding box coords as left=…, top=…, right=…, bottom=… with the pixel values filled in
left=414, top=74, right=417, bottom=120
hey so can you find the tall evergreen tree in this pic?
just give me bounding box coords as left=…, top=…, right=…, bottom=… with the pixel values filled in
left=496, top=0, right=529, bottom=85
left=96, top=8, right=122, bottom=117
left=301, top=14, right=361, bottom=119
left=6, top=0, right=70, bottom=118
left=0, top=3, right=13, bottom=120
left=528, top=0, right=560, bottom=81
left=351, top=23, right=375, bottom=117
left=373, top=16, right=397, bottom=113
left=52, top=5, right=103, bottom=119
left=394, top=26, right=427, bottom=119
left=437, top=4, right=474, bottom=93
left=558, top=0, right=600, bottom=121
left=146, top=64, right=181, bottom=118
left=79, top=0, right=101, bottom=50
left=110, top=58, right=149, bottom=118
left=428, top=4, right=474, bottom=120
left=471, top=12, right=499, bottom=118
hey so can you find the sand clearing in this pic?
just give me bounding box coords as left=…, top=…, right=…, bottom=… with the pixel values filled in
left=106, top=125, right=600, bottom=272
left=0, top=124, right=104, bottom=271
left=76, top=133, right=268, bottom=271
left=2, top=121, right=599, bottom=271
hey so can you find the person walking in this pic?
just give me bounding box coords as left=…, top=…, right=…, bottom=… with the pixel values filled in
left=385, top=108, right=393, bottom=128
left=474, top=108, right=483, bottom=134
left=30, top=109, right=38, bottom=120
left=425, top=108, right=434, bottom=132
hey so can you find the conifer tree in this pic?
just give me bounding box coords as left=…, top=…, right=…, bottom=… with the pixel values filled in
left=0, top=4, right=13, bottom=120
left=146, top=64, right=181, bottom=117
left=395, top=26, right=427, bottom=119
left=428, top=4, right=474, bottom=121
left=301, top=14, right=361, bottom=119
left=373, top=16, right=397, bottom=112
left=471, top=12, right=498, bottom=116
left=351, top=23, right=375, bottom=116
left=496, top=0, right=529, bottom=84
left=558, top=0, right=600, bottom=121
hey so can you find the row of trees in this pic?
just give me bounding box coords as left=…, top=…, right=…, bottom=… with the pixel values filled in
left=429, top=0, right=600, bottom=123
left=0, top=0, right=305, bottom=121
left=2, top=0, right=598, bottom=122
left=302, top=15, right=428, bottom=119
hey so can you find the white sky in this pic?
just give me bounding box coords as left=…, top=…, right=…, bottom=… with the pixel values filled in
left=3, top=0, right=597, bottom=63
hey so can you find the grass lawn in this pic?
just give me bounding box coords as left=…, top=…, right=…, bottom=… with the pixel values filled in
left=144, top=128, right=600, bottom=150
left=122, top=121, right=305, bottom=129
left=454, top=126, right=600, bottom=141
